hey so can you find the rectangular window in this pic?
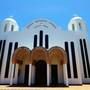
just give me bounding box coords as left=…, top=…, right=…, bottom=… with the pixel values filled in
left=45, top=34, right=49, bottom=49
left=72, top=24, right=75, bottom=31
left=79, top=23, right=82, bottom=29
left=80, top=39, right=87, bottom=78
left=4, top=24, right=7, bottom=32
left=5, top=42, right=13, bottom=78
left=83, top=39, right=90, bottom=78
left=11, top=25, right=14, bottom=31
left=0, top=40, right=6, bottom=74
left=65, top=42, right=71, bottom=78
left=34, top=35, right=37, bottom=48
left=14, top=42, right=18, bottom=50
left=0, top=40, right=2, bottom=53
left=13, top=42, right=18, bottom=78
left=70, top=42, right=78, bottom=78
left=39, top=30, right=43, bottom=47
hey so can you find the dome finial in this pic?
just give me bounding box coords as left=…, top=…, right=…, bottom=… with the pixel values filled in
left=9, top=15, right=14, bottom=18
left=73, top=14, right=79, bottom=17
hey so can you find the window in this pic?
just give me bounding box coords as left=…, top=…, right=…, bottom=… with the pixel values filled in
left=83, top=39, right=90, bottom=78
left=79, top=39, right=87, bottom=78
left=13, top=42, right=18, bottom=78
left=11, top=25, right=14, bottom=31
left=34, top=35, right=37, bottom=48
left=79, top=23, right=82, bottom=30
left=4, top=24, right=8, bottom=32
left=14, top=42, right=18, bottom=50
left=72, top=24, right=75, bottom=31
left=0, top=40, right=2, bottom=53
left=39, top=30, right=43, bottom=47
left=0, top=40, right=6, bottom=73
left=65, top=42, right=71, bottom=78
left=5, top=42, right=13, bottom=78
left=45, top=34, right=49, bottom=49
left=70, top=42, right=78, bottom=78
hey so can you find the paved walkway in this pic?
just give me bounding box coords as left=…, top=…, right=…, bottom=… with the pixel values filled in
left=0, top=85, right=90, bottom=90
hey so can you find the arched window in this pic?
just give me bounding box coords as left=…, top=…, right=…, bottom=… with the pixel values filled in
left=45, top=34, right=49, bottom=49
left=14, top=42, right=18, bottom=50
left=5, top=42, right=13, bottom=78
left=0, top=40, right=2, bottom=53
left=79, top=23, right=82, bottom=30
left=39, top=30, right=43, bottom=47
left=70, top=42, right=78, bottom=78
left=13, top=42, right=18, bottom=78
left=79, top=39, right=87, bottom=78
left=34, top=35, right=37, bottom=48
left=4, top=24, right=8, bottom=32
left=83, top=39, right=90, bottom=77
left=72, top=24, right=75, bottom=31
left=11, top=25, right=14, bottom=31
left=0, top=40, right=6, bottom=74
left=65, top=42, right=71, bottom=78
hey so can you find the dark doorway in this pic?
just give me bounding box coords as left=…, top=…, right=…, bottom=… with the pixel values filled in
left=51, top=65, right=58, bottom=84
left=35, top=60, right=47, bottom=85
left=24, top=65, right=29, bottom=85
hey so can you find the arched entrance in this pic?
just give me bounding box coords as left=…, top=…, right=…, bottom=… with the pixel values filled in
left=35, top=60, right=47, bottom=85
left=31, top=47, right=50, bottom=86
left=10, top=46, right=68, bottom=86
left=49, top=46, right=67, bottom=85
left=12, top=47, right=31, bottom=85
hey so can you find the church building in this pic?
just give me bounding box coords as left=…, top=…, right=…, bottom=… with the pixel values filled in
left=0, top=16, right=90, bottom=86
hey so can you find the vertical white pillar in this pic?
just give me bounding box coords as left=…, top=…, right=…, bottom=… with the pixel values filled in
left=49, top=64, right=51, bottom=84
left=15, top=64, right=19, bottom=84
left=63, top=64, right=68, bottom=86
left=47, top=64, right=50, bottom=86
left=10, top=64, right=14, bottom=85
left=28, top=64, right=32, bottom=86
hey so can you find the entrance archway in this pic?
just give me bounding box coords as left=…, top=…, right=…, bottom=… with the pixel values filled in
left=35, top=60, right=47, bottom=85
left=31, top=47, right=49, bottom=86
left=49, top=46, right=67, bottom=85
left=12, top=47, right=31, bottom=85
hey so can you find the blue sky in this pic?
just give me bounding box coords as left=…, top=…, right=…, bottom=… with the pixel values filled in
left=0, top=0, right=90, bottom=39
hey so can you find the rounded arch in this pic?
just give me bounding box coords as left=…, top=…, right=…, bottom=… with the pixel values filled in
left=31, top=47, right=50, bottom=64
left=12, top=46, right=31, bottom=64
left=49, top=46, right=67, bottom=64
left=24, top=19, right=64, bottom=31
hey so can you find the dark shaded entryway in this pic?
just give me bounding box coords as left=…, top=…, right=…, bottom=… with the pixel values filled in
left=24, top=65, right=29, bottom=85
left=35, top=60, right=47, bottom=85
left=51, top=65, right=58, bottom=84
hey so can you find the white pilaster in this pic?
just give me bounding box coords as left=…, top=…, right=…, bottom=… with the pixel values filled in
left=63, top=64, right=68, bottom=86
left=28, top=64, right=32, bottom=86
left=74, top=41, right=82, bottom=84
left=15, top=64, right=19, bottom=84
left=47, top=64, right=50, bottom=86
left=10, top=64, right=14, bottom=85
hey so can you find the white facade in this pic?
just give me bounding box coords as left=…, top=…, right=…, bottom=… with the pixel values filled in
left=0, top=16, right=90, bottom=86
